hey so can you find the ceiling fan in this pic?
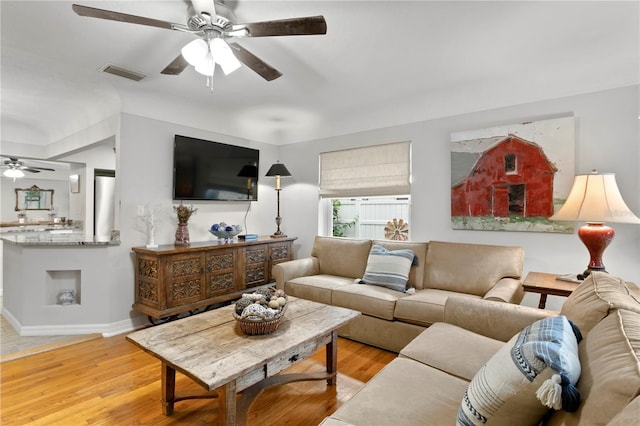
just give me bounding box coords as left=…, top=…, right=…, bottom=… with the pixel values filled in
left=2, top=157, right=56, bottom=181
left=71, top=1, right=327, bottom=84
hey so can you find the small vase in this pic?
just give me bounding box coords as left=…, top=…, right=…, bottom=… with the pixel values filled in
left=175, top=222, right=190, bottom=246
left=59, top=289, right=76, bottom=305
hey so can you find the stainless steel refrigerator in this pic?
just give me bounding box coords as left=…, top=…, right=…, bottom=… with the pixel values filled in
left=94, top=170, right=115, bottom=238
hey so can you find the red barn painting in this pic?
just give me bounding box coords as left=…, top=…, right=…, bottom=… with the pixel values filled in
left=451, top=134, right=557, bottom=218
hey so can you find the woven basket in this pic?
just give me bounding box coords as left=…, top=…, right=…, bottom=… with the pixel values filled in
left=233, top=300, right=288, bottom=335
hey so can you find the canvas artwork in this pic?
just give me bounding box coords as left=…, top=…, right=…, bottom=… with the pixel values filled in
left=450, top=116, right=575, bottom=233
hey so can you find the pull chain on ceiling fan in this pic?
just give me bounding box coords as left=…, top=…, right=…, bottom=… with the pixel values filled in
left=71, top=1, right=327, bottom=90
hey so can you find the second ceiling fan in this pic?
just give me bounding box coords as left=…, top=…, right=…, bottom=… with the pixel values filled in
left=72, top=0, right=327, bottom=83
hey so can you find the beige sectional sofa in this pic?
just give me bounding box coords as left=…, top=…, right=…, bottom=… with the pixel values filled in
left=273, top=236, right=525, bottom=352
left=321, top=272, right=640, bottom=425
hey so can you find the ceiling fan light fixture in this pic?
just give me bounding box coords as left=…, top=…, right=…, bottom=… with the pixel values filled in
left=195, top=51, right=216, bottom=76
left=181, top=39, right=209, bottom=66
left=3, top=168, right=25, bottom=180
left=210, top=38, right=241, bottom=75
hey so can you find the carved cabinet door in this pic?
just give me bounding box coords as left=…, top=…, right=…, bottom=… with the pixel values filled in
left=269, top=242, right=292, bottom=274
left=205, top=248, right=239, bottom=298
left=165, top=253, right=206, bottom=308
left=245, top=244, right=269, bottom=289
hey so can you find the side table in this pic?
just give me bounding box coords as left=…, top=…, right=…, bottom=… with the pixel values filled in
left=522, top=272, right=582, bottom=309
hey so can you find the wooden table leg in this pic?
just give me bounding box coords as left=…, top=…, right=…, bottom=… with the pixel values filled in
left=326, top=330, right=338, bottom=386
left=216, top=381, right=238, bottom=426
left=538, top=293, right=548, bottom=309
left=161, top=363, right=176, bottom=415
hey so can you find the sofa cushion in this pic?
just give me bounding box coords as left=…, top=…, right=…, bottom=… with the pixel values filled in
left=361, top=244, right=416, bottom=292
left=423, top=241, right=523, bottom=296
left=560, top=271, right=640, bottom=334
left=400, top=322, right=504, bottom=381
left=394, top=289, right=480, bottom=327
left=546, top=309, right=640, bottom=426
left=311, top=236, right=372, bottom=278
left=329, top=357, right=469, bottom=426
left=458, top=316, right=582, bottom=426
left=284, top=275, right=354, bottom=305
left=332, top=284, right=406, bottom=321
left=372, top=240, right=428, bottom=289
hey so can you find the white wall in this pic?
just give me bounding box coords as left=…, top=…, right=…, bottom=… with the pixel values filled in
left=279, top=85, right=640, bottom=311
left=110, top=113, right=281, bottom=324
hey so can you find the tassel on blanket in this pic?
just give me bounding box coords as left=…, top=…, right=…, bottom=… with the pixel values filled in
left=560, top=373, right=581, bottom=412
left=537, top=373, right=582, bottom=412
left=536, top=374, right=563, bottom=410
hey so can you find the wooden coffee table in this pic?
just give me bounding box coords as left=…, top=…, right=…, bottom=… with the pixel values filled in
left=126, top=297, right=359, bottom=426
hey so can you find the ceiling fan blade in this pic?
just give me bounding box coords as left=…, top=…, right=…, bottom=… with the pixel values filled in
left=190, top=0, right=217, bottom=21
left=229, top=43, right=282, bottom=81
left=233, top=16, right=327, bottom=37
left=22, top=168, right=42, bottom=173
left=72, top=4, right=177, bottom=30
left=25, top=166, right=55, bottom=172
left=161, top=55, right=190, bottom=75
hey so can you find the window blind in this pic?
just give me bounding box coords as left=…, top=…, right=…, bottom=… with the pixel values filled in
left=319, top=141, right=411, bottom=197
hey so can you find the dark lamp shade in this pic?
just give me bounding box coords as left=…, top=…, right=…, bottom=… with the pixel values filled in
left=265, top=163, right=292, bottom=177
left=237, top=164, right=258, bottom=178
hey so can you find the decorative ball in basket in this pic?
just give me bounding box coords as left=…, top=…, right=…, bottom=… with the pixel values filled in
left=233, top=287, right=287, bottom=335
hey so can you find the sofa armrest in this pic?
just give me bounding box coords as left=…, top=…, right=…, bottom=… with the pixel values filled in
left=483, top=277, right=524, bottom=304
left=443, top=297, right=557, bottom=342
left=272, top=257, right=320, bottom=290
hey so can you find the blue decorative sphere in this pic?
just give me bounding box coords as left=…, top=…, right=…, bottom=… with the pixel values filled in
left=211, top=224, right=220, bottom=231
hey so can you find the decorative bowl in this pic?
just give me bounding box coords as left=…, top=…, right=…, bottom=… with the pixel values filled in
left=209, top=223, right=242, bottom=241
left=209, top=229, right=242, bottom=240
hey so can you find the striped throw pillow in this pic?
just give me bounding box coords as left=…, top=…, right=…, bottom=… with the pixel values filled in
left=361, top=244, right=416, bottom=292
left=457, top=315, right=582, bottom=426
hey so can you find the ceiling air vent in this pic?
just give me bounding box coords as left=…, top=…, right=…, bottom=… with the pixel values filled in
left=100, top=64, right=146, bottom=82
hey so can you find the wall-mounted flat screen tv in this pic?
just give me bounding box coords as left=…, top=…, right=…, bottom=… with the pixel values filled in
left=173, top=135, right=259, bottom=201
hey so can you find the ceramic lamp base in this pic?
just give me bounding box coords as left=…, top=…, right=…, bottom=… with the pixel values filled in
left=577, top=222, right=614, bottom=280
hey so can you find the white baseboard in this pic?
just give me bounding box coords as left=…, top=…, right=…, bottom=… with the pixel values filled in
left=2, top=307, right=149, bottom=337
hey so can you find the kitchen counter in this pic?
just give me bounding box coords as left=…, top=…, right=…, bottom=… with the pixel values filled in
left=2, top=234, right=121, bottom=336
left=1, top=232, right=119, bottom=246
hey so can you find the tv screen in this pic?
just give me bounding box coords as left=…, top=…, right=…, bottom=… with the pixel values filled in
left=173, top=135, right=259, bottom=201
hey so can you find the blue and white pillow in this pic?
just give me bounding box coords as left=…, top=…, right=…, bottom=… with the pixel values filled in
left=360, top=245, right=416, bottom=292
left=457, top=315, right=582, bottom=426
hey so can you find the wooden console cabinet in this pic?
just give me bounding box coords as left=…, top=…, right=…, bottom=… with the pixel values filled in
left=132, top=237, right=296, bottom=319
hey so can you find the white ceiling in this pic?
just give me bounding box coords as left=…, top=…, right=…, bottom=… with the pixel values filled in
left=1, top=1, right=638, bottom=148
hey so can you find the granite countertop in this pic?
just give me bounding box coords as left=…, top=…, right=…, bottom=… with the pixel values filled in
left=1, top=232, right=120, bottom=246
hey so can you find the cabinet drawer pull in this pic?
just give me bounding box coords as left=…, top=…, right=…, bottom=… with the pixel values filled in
left=288, top=354, right=299, bottom=363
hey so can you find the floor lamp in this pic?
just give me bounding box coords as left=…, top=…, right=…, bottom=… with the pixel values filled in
left=265, top=162, right=292, bottom=238
left=550, top=171, right=640, bottom=280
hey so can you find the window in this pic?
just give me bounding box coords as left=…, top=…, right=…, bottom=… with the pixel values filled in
left=505, top=153, right=517, bottom=174
left=331, top=196, right=411, bottom=239
left=319, top=141, right=412, bottom=240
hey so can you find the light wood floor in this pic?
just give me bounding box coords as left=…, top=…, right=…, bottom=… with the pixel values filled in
left=0, top=297, right=99, bottom=359
left=0, top=331, right=396, bottom=425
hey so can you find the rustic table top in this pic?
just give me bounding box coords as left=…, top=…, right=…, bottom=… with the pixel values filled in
left=126, top=297, right=359, bottom=391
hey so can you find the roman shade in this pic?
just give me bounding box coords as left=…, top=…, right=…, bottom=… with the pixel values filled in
left=319, top=141, right=411, bottom=197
